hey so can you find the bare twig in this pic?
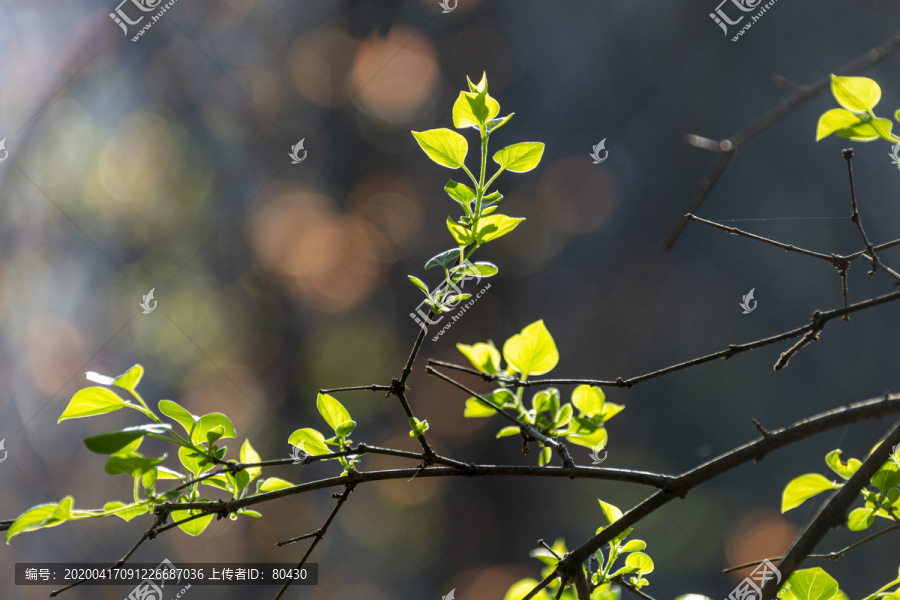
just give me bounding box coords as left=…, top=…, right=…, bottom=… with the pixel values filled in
left=665, top=29, right=900, bottom=249
left=319, top=384, right=392, bottom=394
left=722, top=523, right=900, bottom=573
left=273, top=484, right=355, bottom=600
left=760, top=420, right=900, bottom=600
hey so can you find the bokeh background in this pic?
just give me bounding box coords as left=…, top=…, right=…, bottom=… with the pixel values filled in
left=2, top=1, right=900, bottom=598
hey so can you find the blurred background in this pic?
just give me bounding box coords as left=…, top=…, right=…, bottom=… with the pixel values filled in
left=2, top=0, right=900, bottom=598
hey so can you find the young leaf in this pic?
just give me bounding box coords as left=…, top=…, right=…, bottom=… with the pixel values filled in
left=408, top=275, right=431, bottom=295
left=831, top=74, right=881, bottom=112
left=412, top=128, right=468, bottom=169
left=502, top=320, right=559, bottom=378
left=105, top=453, right=166, bottom=478
left=447, top=217, right=474, bottom=245
left=158, top=399, right=197, bottom=434
left=445, top=180, right=476, bottom=205
left=782, top=567, right=846, bottom=600
left=781, top=473, right=842, bottom=512
left=598, top=499, right=623, bottom=525
left=456, top=341, right=502, bottom=373
left=84, top=423, right=172, bottom=454
left=503, top=579, right=553, bottom=600
left=240, top=439, right=262, bottom=482
left=317, top=393, right=352, bottom=433
left=451, top=261, right=499, bottom=278
left=571, top=385, right=605, bottom=418
left=538, top=446, right=552, bottom=466
left=190, top=413, right=236, bottom=445
left=59, top=387, right=128, bottom=422
left=425, top=248, right=462, bottom=270
left=496, top=426, right=521, bottom=438
left=493, top=142, right=545, bottom=173
left=566, top=423, right=607, bottom=450
left=452, top=90, right=501, bottom=129
left=847, top=507, right=875, bottom=531
left=816, top=109, right=860, bottom=141
left=112, top=364, right=144, bottom=393
left=102, top=501, right=150, bottom=522
left=824, top=450, right=861, bottom=480
left=625, top=552, right=654, bottom=575
left=5, top=497, right=74, bottom=544
left=486, top=113, right=514, bottom=133
left=468, top=72, right=488, bottom=93
left=171, top=506, right=214, bottom=536
left=482, top=190, right=503, bottom=206
left=288, top=428, right=330, bottom=456
left=258, top=477, right=295, bottom=492
left=475, top=214, right=525, bottom=244
left=464, top=397, right=499, bottom=418
left=835, top=117, right=893, bottom=142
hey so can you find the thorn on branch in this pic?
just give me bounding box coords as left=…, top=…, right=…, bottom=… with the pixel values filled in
left=752, top=418, right=770, bottom=437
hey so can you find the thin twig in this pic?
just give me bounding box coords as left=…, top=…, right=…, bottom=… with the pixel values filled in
left=319, top=384, right=392, bottom=394
left=722, top=523, right=900, bottom=573
left=760, top=420, right=900, bottom=600
left=665, top=29, right=900, bottom=248
left=273, top=484, right=355, bottom=600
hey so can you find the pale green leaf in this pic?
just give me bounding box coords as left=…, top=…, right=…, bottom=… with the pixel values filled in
left=502, top=319, right=559, bottom=378
left=493, top=142, right=545, bottom=173
left=59, top=387, right=127, bottom=422
left=412, top=128, right=468, bottom=169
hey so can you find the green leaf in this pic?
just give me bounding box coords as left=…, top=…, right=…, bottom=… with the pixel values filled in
left=445, top=179, right=476, bottom=206
left=335, top=419, right=356, bottom=440
left=237, top=509, right=261, bottom=518
left=158, top=400, right=197, bottom=434
left=831, top=74, right=881, bottom=112
left=452, top=90, right=501, bottom=129
left=571, top=385, right=605, bottom=418
left=171, top=506, right=214, bottom=537
left=112, top=364, right=144, bottom=393
left=824, top=450, right=862, bottom=480
left=456, top=341, right=502, bottom=373
left=871, top=465, right=900, bottom=493
left=105, top=453, right=166, bottom=478
left=598, top=499, right=623, bottom=525
left=464, top=394, right=504, bottom=418
left=816, top=109, right=860, bottom=141
left=84, top=423, right=172, bottom=454
left=496, top=426, right=520, bottom=438
left=625, top=552, right=654, bottom=575
left=621, top=539, right=646, bottom=553
left=538, top=445, right=552, bottom=466
left=258, top=477, right=295, bottom=492
left=475, top=214, right=525, bottom=244
left=781, top=567, right=847, bottom=600
left=408, top=417, right=429, bottom=437
left=178, top=445, right=209, bottom=477
left=156, top=466, right=184, bottom=480
left=847, top=507, right=875, bottom=531
left=532, top=388, right=560, bottom=416
left=486, top=113, right=514, bottom=134
left=835, top=117, right=893, bottom=142
left=59, top=387, right=128, bottom=422
left=447, top=217, right=474, bottom=245
left=288, top=428, right=330, bottom=456
left=425, top=248, right=462, bottom=270
left=408, top=275, right=431, bottom=296
left=503, top=319, right=559, bottom=378
left=102, top=501, right=150, bottom=522
left=201, top=475, right=232, bottom=492
left=467, top=72, right=488, bottom=93
left=317, top=393, right=352, bottom=433
left=503, top=579, right=552, bottom=600
left=482, top=191, right=503, bottom=206
left=781, top=473, right=841, bottom=512
left=190, top=413, right=236, bottom=445
left=601, top=402, right=625, bottom=422
left=412, top=128, right=468, bottom=169
left=5, top=497, right=74, bottom=543
left=240, top=439, right=262, bottom=482
left=567, top=423, right=607, bottom=449
left=450, top=261, right=499, bottom=278
left=554, top=403, right=573, bottom=429
left=493, top=142, right=545, bottom=173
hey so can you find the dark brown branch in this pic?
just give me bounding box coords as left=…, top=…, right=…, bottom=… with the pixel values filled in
left=844, top=149, right=900, bottom=283
left=273, top=484, right=355, bottom=600
left=723, top=522, right=900, bottom=573
left=665, top=29, right=900, bottom=249
left=523, top=393, right=900, bottom=599
left=760, top=419, right=900, bottom=600
left=319, top=384, right=392, bottom=394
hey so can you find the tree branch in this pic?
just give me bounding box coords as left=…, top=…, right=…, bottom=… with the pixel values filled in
left=523, top=393, right=900, bottom=599
left=760, top=419, right=900, bottom=600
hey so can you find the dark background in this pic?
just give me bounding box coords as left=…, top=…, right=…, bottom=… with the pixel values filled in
left=2, top=1, right=900, bottom=598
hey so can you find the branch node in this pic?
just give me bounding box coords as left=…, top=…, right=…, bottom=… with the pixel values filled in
left=752, top=418, right=770, bottom=437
